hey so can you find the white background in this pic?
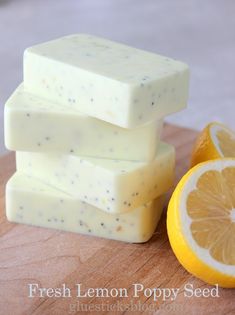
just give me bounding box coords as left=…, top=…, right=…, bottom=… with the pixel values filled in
left=0, top=0, right=235, bottom=155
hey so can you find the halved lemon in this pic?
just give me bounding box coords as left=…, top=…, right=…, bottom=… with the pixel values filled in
left=167, top=158, right=235, bottom=288
left=191, top=122, right=235, bottom=167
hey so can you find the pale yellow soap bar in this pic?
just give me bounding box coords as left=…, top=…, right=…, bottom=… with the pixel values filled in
left=16, top=142, right=175, bottom=214
left=6, top=173, right=165, bottom=243
left=24, top=34, right=189, bottom=128
left=5, top=84, right=162, bottom=162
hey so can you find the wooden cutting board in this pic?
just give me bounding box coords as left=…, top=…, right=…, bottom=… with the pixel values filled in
left=0, top=124, right=234, bottom=315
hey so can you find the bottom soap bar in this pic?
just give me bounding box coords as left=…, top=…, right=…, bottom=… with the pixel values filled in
left=6, top=173, right=165, bottom=243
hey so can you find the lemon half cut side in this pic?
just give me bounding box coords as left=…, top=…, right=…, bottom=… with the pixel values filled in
left=191, top=122, right=235, bottom=167
left=167, top=158, right=235, bottom=288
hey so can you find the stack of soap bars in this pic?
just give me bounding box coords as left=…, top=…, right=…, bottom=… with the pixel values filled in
left=4, top=34, right=189, bottom=243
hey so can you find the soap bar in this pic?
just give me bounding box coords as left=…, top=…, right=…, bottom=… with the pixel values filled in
left=24, top=34, right=189, bottom=128
left=5, top=84, right=162, bottom=162
left=16, top=142, right=175, bottom=213
left=6, top=173, right=164, bottom=243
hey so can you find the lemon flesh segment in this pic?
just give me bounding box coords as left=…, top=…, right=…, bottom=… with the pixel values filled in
left=187, top=169, right=235, bottom=265
left=191, top=122, right=235, bottom=167
left=216, top=129, right=235, bottom=157
left=167, top=159, right=235, bottom=288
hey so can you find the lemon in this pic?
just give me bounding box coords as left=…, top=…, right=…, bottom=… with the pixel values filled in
left=191, top=122, right=235, bottom=167
left=167, top=158, right=235, bottom=288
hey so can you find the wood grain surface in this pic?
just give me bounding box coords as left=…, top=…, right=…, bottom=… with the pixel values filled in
left=0, top=124, right=234, bottom=315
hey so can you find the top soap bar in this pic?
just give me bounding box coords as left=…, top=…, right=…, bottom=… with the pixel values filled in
left=24, top=34, right=189, bottom=128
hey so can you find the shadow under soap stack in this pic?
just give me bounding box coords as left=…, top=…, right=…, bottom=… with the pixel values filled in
left=4, top=34, right=189, bottom=243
